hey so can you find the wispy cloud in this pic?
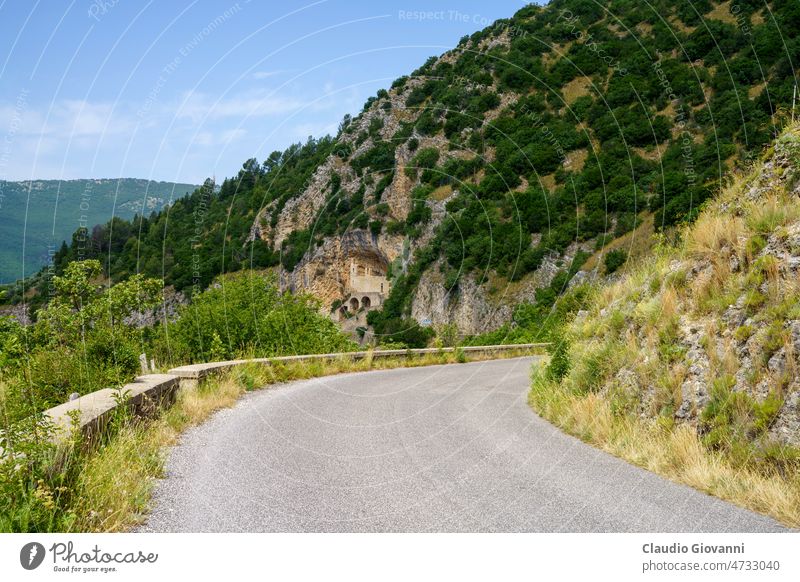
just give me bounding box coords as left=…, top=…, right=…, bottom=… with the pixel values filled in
left=0, top=79, right=364, bottom=181
left=0, top=99, right=134, bottom=139
left=194, top=127, right=248, bottom=146
left=251, top=70, right=290, bottom=80
left=175, top=89, right=306, bottom=122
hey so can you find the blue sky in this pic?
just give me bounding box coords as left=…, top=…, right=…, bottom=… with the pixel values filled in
left=0, top=0, right=537, bottom=185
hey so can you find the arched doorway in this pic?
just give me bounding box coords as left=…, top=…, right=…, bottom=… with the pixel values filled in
left=349, top=297, right=359, bottom=311
left=361, top=296, right=371, bottom=309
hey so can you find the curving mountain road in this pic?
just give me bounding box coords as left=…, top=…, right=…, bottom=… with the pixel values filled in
left=141, top=357, right=785, bottom=532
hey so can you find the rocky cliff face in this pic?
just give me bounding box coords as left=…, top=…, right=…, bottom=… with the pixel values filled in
left=248, top=57, right=497, bottom=325
left=411, top=240, right=596, bottom=335
left=246, top=47, right=576, bottom=334
left=126, top=287, right=187, bottom=328
left=280, top=229, right=405, bottom=309
left=241, top=0, right=791, bottom=339
left=569, top=126, right=800, bottom=448
left=0, top=303, right=31, bottom=326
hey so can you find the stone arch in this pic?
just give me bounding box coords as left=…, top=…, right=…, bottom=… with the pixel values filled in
left=361, top=296, right=371, bottom=309
left=349, top=297, right=360, bottom=311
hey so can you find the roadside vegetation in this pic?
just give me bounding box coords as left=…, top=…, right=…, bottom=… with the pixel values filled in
left=1, top=347, right=538, bottom=532
left=0, top=263, right=355, bottom=532
left=528, top=125, right=800, bottom=527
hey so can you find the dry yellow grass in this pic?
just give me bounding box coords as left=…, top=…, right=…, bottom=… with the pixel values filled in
left=529, top=378, right=800, bottom=527
left=705, top=1, right=737, bottom=25
left=529, top=124, right=800, bottom=528
left=686, top=213, right=746, bottom=260
left=749, top=82, right=766, bottom=99
left=582, top=212, right=656, bottom=272
left=542, top=41, right=573, bottom=68
left=634, top=22, right=653, bottom=37
left=430, top=184, right=453, bottom=201
left=562, top=76, right=593, bottom=105
left=563, top=148, right=588, bottom=172
left=667, top=15, right=695, bottom=34
left=539, top=173, right=556, bottom=191
left=633, top=145, right=664, bottom=161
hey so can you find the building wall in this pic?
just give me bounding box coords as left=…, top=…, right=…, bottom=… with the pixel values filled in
left=349, top=274, right=388, bottom=294
left=348, top=259, right=390, bottom=296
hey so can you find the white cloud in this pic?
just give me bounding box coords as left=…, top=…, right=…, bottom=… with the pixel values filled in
left=0, top=100, right=134, bottom=140
left=194, top=131, right=214, bottom=146
left=220, top=128, right=247, bottom=143
left=175, top=89, right=305, bottom=122
left=251, top=70, right=289, bottom=80
left=0, top=78, right=364, bottom=181
left=190, top=128, right=247, bottom=147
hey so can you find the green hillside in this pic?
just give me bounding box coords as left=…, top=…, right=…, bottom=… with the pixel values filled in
left=0, top=178, right=197, bottom=283
left=14, top=0, right=800, bottom=334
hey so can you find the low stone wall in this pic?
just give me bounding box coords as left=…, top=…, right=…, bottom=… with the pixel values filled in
left=44, top=344, right=548, bottom=442
left=45, top=374, right=181, bottom=442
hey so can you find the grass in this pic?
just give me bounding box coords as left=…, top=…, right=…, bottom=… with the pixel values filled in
left=686, top=213, right=745, bottom=260
left=529, top=371, right=800, bottom=527
left=67, top=348, right=542, bottom=532
left=581, top=212, right=656, bottom=272
left=705, top=1, right=737, bottom=25
left=430, top=184, right=453, bottom=201
left=526, top=124, right=800, bottom=527
left=562, top=76, right=593, bottom=105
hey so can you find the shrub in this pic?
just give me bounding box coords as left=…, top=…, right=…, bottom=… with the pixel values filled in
left=164, top=272, right=354, bottom=363
left=372, top=317, right=433, bottom=348
left=604, top=249, right=627, bottom=273
left=546, top=334, right=571, bottom=382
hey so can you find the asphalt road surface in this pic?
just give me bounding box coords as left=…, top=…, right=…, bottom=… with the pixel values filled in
left=140, top=357, right=786, bottom=532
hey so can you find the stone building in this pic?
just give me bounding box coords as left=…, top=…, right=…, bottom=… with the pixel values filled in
left=337, top=258, right=390, bottom=320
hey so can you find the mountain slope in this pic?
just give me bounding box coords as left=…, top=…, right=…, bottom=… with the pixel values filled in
left=25, top=0, right=800, bottom=340
left=260, top=0, right=800, bottom=338
left=0, top=178, right=197, bottom=283
left=531, top=123, right=800, bottom=525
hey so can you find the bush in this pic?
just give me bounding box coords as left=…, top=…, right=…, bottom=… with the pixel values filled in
left=164, top=272, right=354, bottom=363
left=372, top=317, right=433, bottom=348
left=545, top=334, right=571, bottom=382
left=0, top=262, right=163, bottom=419
left=604, top=249, right=627, bottom=273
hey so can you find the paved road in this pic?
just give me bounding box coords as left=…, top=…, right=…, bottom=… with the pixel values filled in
left=141, top=357, right=786, bottom=532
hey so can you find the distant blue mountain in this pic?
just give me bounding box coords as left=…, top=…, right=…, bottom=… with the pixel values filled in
left=0, top=178, right=198, bottom=283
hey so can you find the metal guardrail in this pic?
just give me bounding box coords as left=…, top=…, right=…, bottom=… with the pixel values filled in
left=42, top=343, right=549, bottom=443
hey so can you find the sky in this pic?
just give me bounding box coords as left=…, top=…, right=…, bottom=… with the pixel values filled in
left=0, top=0, right=538, bottom=185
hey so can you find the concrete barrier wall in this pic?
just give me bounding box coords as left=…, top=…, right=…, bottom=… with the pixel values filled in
left=44, top=344, right=548, bottom=442
left=45, top=374, right=181, bottom=441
